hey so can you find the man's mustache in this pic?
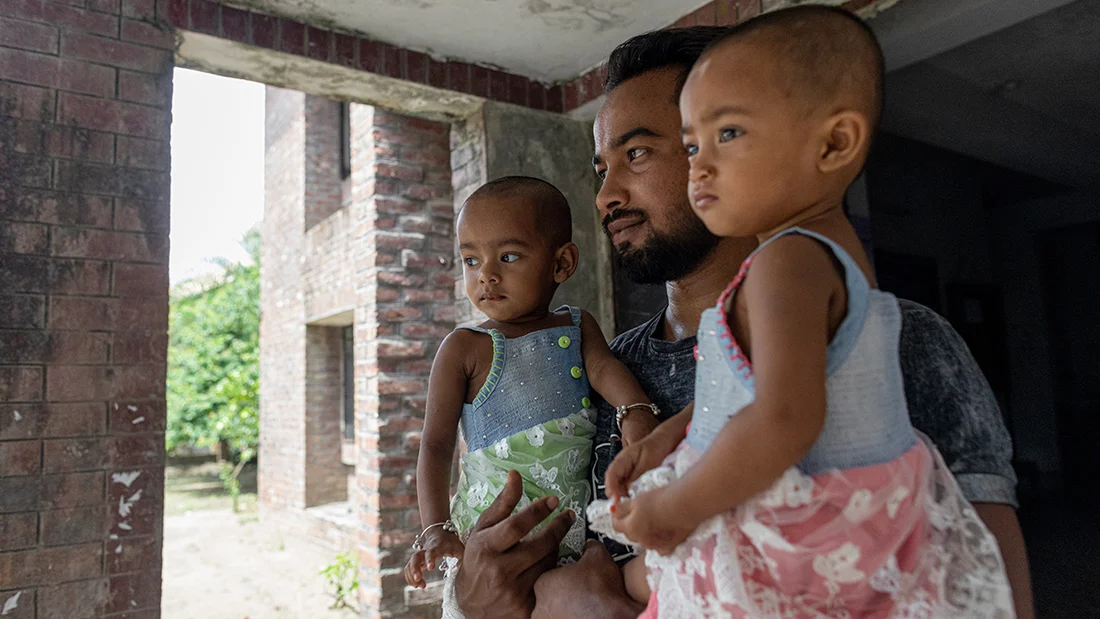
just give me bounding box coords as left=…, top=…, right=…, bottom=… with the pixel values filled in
left=601, top=208, right=646, bottom=236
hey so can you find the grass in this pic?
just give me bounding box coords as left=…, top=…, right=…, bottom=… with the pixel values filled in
left=164, top=458, right=259, bottom=517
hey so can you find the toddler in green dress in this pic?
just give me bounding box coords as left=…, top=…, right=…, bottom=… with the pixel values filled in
left=404, top=176, right=657, bottom=591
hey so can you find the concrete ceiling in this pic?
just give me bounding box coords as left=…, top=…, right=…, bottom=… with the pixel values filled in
left=225, top=0, right=706, bottom=82
left=880, top=0, right=1100, bottom=189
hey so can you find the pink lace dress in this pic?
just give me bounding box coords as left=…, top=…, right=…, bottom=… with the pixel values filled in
left=588, top=228, right=1014, bottom=618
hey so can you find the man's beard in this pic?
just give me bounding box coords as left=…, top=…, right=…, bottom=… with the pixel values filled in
left=604, top=208, right=720, bottom=284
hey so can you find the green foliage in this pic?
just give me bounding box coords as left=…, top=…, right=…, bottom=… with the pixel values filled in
left=320, top=551, right=360, bottom=610
left=167, top=229, right=260, bottom=460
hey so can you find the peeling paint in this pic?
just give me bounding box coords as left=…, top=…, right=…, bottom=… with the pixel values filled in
left=2, top=592, right=20, bottom=616
left=112, top=471, right=141, bottom=487
left=127, top=405, right=139, bottom=412
left=119, top=489, right=143, bottom=517
left=119, top=521, right=133, bottom=531
left=110, top=533, right=119, bottom=540
left=11, top=410, right=21, bottom=422
left=132, top=416, right=146, bottom=424
left=115, top=544, right=124, bottom=554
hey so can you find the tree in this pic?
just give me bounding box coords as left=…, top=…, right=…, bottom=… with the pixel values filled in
left=166, top=228, right=260, bottom=468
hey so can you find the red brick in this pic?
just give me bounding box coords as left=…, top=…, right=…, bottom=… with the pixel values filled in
left=62, top=32, right=171, bottom=73
left=114, top=197, right=170, bottom=233
left=56, top=332, right=112, bottom=364
left=112, top=364, right=164, bottom=400
left=108, top=399, right=164, bottom=431
left=40, top=543, right=105, bottom=584
left=2, top=190, right=112, bottom=227
left=488, top=69, right=508, bottom=101
left=43, top=3, right=120, bottom=38
left=48, top=297, right=116, bottom=331
left=333, top=32, right=356, bottom=68
left=0, top=46, right=60, bottom=90
left=425, top=56, right=446, bottom=89
left=51, top=228, right=161, bottom=263
left=92, top=0, right=123, bottom=12
left=58, top=92, right=167, bottom=139
left=38, top=578, right=109, bottom=619
left=11, top=119, right=116, bottom=162
left=106, top=571, right=161, bottom=614
left=121, top=0, right=155, bottom=19
left=116, top=135, right=169, bottom=170
left=0, top=512, right=38, bottom=551
left=0, top=222, right=49, bottom=254
left=120, top=18, right=173, bottom=49
left=563, top=78, right=580, bottom=111
left=0, top=82, right=55, bottom=120
left=0, top=476, right=41, bottom=513
left=447, top=61, right=470, bottom=94
left=55, top=161, right=168, bottom=201
left=546, top=84, right=564, bottom=113
left=279, top=19, right=305, bottom=56
left=41, top=471, right=105, bottom=509
left=52, top=258, right=113, bottom=295
left=0, top=440, right=41, bottom=476
left=111, top=330, right=167, bottom=363
left=0, top=16, right=60, bottom=53
left=0, top=150, right=53, bottom=189
left=376, top=378, right=425, bottom=395
left=0, top=403, right=105, bottom=441
left=188, top=0, right=218, bottom=35
left=527, top=80, right=546, bottom=110
left=116, top=296, right=167, bottom=330
left=220, top=5, right=247, bottom=42
left=107, top=488, right=159, bottom=536
left=44, top=437, right=108, bottom=472
left=404, top=49, right=427, bottom=83
left=250, top=12, right=276, bottom=49
left=41, top=506, right=106, bottom=545
left=46, top=365, right=113, bottom=401
left=306, top=25, right=330, bottom=61
left=107, top=534, right=156, bottom=573
left=0, top=295, right=46, bottom=330
left=374, top=163, right=423, bottom=182
left=118, top=69, right=167, bottom=106
left=0, top=366, right=44, bottom=401
left=507, top=74, right=528, bottom=106
left=112, top=262, right=167, bottom=296
left=402, top=322, right=451, bottom=340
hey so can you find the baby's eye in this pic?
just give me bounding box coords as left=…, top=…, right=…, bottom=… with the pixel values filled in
left=684, top=142, right=699, bottom=157
left=463, top=256, right=480, bottom=267
left=719, top=128, right=744, bottom=142
left=501, top=253, right=520, bottom=263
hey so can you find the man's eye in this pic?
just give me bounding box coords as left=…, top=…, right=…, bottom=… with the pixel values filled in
left=501, top=253, right=520, bottom=263
left=627, top=147, right=647, bottom=161
left=719, top=128, right=743, bottom=142
left=684, top=143, right=699, bottom=156
left=463, top=257, right=480, bottom=267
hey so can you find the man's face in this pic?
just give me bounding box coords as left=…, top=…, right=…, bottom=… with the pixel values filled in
left=592, top=67, right=719, bottom=285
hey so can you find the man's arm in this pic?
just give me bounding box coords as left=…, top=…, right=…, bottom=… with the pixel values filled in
left=532, top=541, right=644, bottom=619
left=897, top=300, right=1034, bottom=618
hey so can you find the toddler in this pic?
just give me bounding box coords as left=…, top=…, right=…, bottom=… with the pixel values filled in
left=589, top=8, right=1014, bottom=618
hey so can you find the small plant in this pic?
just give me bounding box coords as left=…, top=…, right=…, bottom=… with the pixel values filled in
left=320, top=551, right=360, bottom=611
left=218, top=447, right=254, bottom=513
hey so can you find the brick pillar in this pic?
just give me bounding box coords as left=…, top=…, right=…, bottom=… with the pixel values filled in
left=349, top=105, right=454, bottom=618
left=0, top=2, right=174, bottom=617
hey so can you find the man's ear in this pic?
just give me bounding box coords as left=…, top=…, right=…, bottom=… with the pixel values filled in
left=553, top=242, right=580, bottom=284
left=817, top=110, right=870, bottom=174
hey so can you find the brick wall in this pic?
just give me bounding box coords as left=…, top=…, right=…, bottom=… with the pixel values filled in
left=0, top=1, right=174, bottom=617
left=304, top=96, right=343, bottom=231
left=348, top=105, right=454, bottom=619
left=448, top=109, right=487, bottom=328
left=304, top=325, right=348, bottom=506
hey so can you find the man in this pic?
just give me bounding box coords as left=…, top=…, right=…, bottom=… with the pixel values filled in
left=452, top=26, right=1034, bottom=619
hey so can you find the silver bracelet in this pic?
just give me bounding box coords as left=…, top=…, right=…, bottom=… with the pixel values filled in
left=615, top=402, right=660, bottom=433
left=412, top=520, right=457, bottom=551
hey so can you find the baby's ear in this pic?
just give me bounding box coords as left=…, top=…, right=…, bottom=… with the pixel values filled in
left=817, top=110, right=870, bottom=175
left=553, top=242, right=580, bottom=284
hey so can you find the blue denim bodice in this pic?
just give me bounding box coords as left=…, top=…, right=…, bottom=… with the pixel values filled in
left=459, top=306, right=593, bottom=453
left=687, top=228, right=917, bottom=474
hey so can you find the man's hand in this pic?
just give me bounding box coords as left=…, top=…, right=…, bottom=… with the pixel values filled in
left=532, top=541, right=645, bottom=619
left=455, top=470, right=574, bottom=619
left=620, top=412, right=659, bottom=447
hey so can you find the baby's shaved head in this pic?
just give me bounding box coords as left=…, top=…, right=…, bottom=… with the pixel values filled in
left=705, top=6, right=885, bottom=128
left=462, top=176, right=573, bottom=248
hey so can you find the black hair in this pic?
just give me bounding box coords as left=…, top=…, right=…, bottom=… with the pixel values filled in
left=464, top=176, right=573, bottom=248
left=604, top=26, right=730, bottom=96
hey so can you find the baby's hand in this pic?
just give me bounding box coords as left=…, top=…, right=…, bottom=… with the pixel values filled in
left=620, top=412, right=659, bottom=447
left=403, top=530, right=465, bottom=589
left=605, top=431, right=679, bottom=502
left=611, top=485, right=695, bottom=555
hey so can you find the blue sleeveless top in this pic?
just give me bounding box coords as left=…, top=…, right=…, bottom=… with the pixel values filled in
left=458, top=306, right=593, bottom=453
left=686, top=228, right=917, bottom=474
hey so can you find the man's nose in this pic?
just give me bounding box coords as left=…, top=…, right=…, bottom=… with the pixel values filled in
left=596, top=169, right=627, bottom=219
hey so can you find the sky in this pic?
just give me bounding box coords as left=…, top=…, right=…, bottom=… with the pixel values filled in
left=169, top=68, right=265, bottom=285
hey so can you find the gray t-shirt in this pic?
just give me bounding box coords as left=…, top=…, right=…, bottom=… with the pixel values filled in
left=590, top=298, right=1017, bottom=561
